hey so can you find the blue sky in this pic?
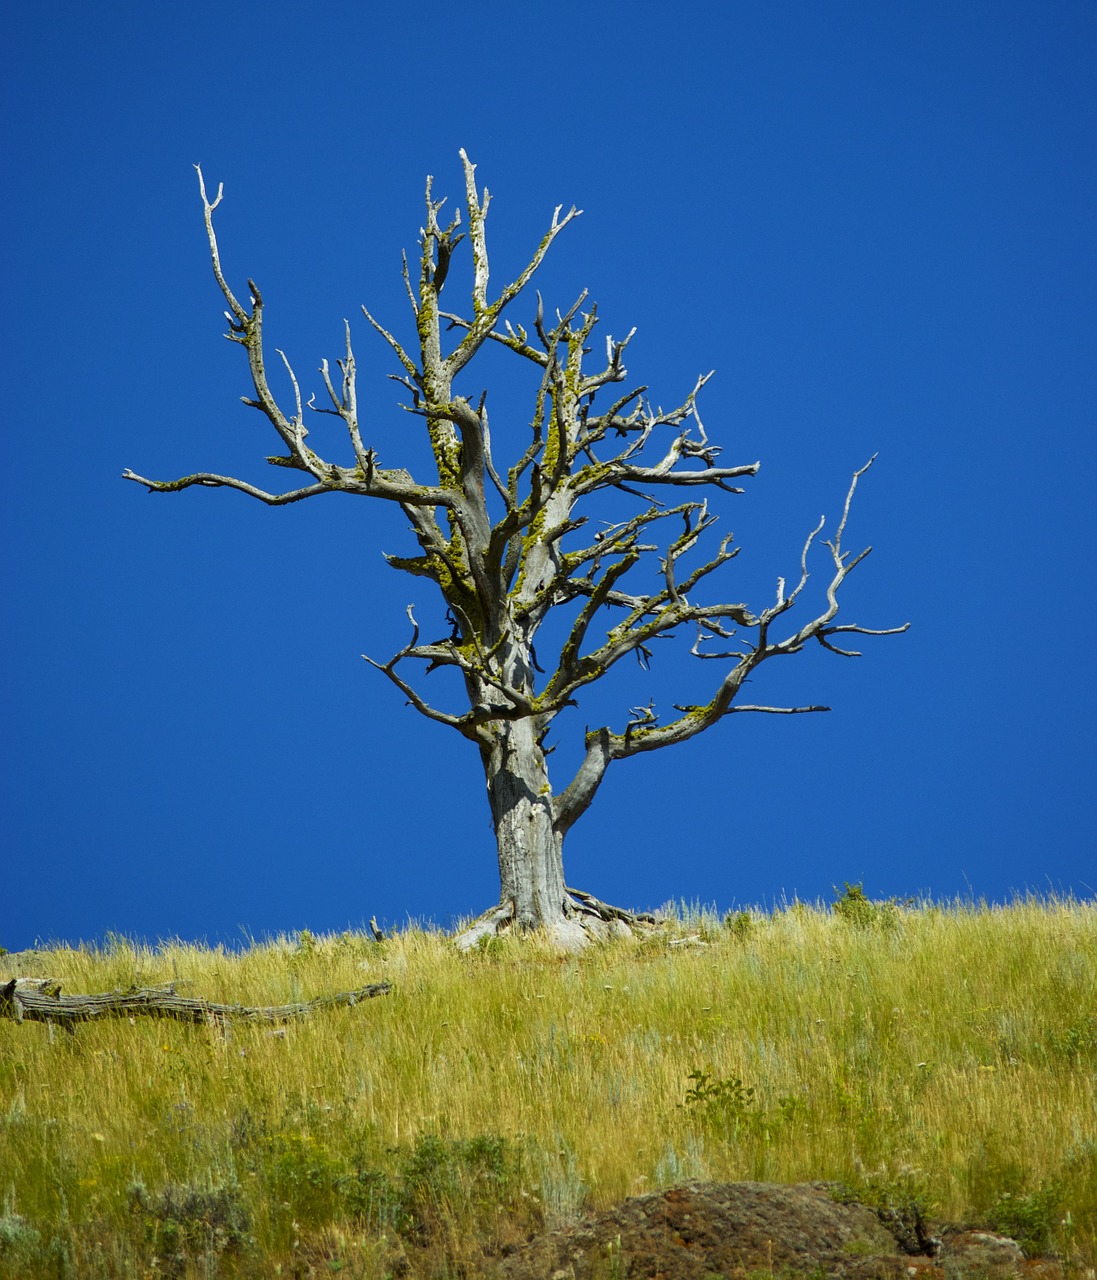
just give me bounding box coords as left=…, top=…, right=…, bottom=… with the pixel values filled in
left=3, top=2, right=1094, bottom=952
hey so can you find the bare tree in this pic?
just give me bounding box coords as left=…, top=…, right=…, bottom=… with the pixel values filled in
left=124, top=153, right=908, bottom=949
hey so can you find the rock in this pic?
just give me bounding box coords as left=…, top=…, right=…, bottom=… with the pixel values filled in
left=940, top=1230, right=1024, bottom=1276
left=938, top=1229, right=1063, bottom=1280
left=489, top=1181, right=1060, bottom=1280
left=493, top=1181, right=900, bottom=1279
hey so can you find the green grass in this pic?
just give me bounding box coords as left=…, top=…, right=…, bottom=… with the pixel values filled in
left=1, top=894, right=1095, bottom=1277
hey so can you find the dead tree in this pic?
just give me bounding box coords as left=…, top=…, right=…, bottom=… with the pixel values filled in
left=124, top=153, right=908, bottom=950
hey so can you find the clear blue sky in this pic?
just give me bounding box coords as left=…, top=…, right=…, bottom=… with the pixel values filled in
left=3, top=2, right=1094, bottom=952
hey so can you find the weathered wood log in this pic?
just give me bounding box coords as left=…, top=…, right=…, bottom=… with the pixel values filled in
left=1, top=977, right=391, bottom=1028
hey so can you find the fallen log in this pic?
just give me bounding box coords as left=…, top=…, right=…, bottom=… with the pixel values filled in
left=1, top=976, right=391, bottom=1028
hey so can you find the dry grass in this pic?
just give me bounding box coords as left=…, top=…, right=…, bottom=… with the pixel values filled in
left=1, top=894, right=1095, bottom=1277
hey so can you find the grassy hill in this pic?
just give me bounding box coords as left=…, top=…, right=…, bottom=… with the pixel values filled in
left=2, top=893, right=1094, bottom=1277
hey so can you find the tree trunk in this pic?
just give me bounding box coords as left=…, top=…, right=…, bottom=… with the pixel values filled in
left=482, top=715, right=566, bottom=930
left=463, top=625, right=576, bottom=942
left=452, top=631, right=658, bottom=951
left=460, top=719, right=649, bottom=951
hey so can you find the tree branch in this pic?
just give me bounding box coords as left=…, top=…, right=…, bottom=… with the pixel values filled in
left=446, top=151, right=581, bottom=378
left=551, top=458, right=909, bottom=834
left=362, top=606, right=475, bottom=736
left=122, top=469, right=334, bottom=505
left=553, top=695, right=828, bottom=837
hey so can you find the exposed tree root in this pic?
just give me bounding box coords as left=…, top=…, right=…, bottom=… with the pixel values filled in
left=455, top=889, right=659, bottom=952
left=566, top=887, right=657, bottom=927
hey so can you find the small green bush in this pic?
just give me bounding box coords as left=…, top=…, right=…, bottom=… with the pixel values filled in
left=832, top=883, right=901, bottom=929
left=683, top=1069, right=760, bottom=1138
left=263, top=1131, right=347, bottom=1229
left=724, top=910, right=754, bottom=940
left=989, top=1181, right=1064, bottom=1256
left=1047, top=1018, right=1097, bottom=1063
left=398, top=1132, right=517, bottom=1236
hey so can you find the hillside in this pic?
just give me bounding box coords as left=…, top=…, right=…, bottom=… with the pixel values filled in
left=2, top=895, right=1094, bottom=1277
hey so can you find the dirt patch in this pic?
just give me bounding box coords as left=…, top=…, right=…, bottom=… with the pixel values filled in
left=487, top=1181, right=1063, bottom=1280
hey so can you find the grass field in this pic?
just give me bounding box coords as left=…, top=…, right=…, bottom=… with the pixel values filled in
left=1, top=892, right=1095, bottom=1277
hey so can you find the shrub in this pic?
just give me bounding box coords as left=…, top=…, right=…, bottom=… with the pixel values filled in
left=263, top=1132, right=347, bottom=1229
left=989, top=1181, right=1064, bottom=1256
left=724, top=910, right=755, bottom=940
left=128, top=1178, right=251, bottom=1277
left=832, top=883, right=901, bottom=929
left=0, top=1205, right=41, bottom=1263
left=398, top=1133, right=517, bottom=1238
left=683, top=1069, right=760, bottom=1139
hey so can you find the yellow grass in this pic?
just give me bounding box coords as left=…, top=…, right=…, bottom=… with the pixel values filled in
left=1, top=896, right=1095, bottom=1277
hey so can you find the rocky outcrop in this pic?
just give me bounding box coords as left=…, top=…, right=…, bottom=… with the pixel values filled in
left=489, top=1181, right=1063, bottom=1280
